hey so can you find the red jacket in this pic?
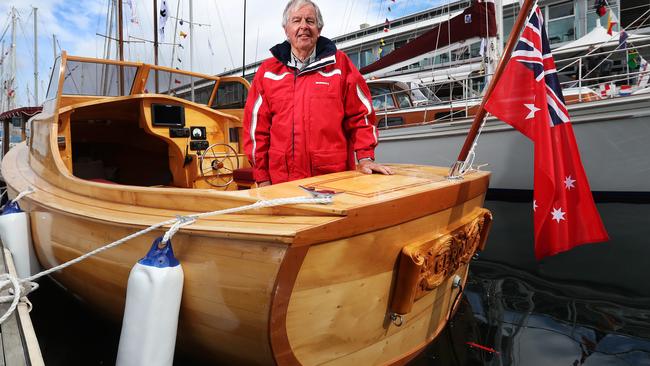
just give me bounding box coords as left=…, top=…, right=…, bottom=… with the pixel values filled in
left=243, top=37, right=378, bottom=184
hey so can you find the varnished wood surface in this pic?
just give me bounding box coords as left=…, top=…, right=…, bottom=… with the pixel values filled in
left=280, top=196, right=485, bottom=365
left=1, top=53, right=492, bottom=365
left=3, top=141, right=490, bottom=365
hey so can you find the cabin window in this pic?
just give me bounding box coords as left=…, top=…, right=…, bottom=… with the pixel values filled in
left=435, top=110, right=466, bottom=121
left=547, top=1, right=576, bottom=45
left=146, top=69, right=216, bottom=105
left=46, top=57, right=62, bottom=101
left=62, top=61, right=138, bottom=96
left=377, top=117, right=403, bottom=128
left=395, top=92, right=412, bottom=108
left=369, top=85, right=396, bottom=110
left=212, top=81, right=248, bottom=109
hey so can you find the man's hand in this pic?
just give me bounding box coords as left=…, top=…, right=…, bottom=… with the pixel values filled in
left=357, top=160, right=394, bottom=175
left=257, top=181, right=271, bottom=187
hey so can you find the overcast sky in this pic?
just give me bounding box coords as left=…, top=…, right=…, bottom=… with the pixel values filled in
left=0, top=0, right=443, bottom=108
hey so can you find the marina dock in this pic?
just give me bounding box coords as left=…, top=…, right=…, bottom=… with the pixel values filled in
left=0, top=243, right=43, bottom=366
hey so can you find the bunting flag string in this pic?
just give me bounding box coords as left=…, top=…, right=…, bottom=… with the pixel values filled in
left=607, top=9, right=618, bottom=35
left=180, top=31, right=188, bottom=38
left=383, top=18, right=391, bottom=32
left=159, top=0, right=169, bottom=37
left=127, top=0, right=139, bottom=25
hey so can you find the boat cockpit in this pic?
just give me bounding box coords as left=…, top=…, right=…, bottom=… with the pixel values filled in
left=42, top=53, right=253, bottom=191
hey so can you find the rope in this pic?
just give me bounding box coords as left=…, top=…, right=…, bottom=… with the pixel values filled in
left=0, top=194, right=332, bottom=323
left=10, top=187, right=35, bottom=204
left=459, top=116, right=489, bottom=176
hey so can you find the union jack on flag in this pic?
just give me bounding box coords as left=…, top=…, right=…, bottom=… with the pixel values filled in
left=485, top=5, right=608, bottom=259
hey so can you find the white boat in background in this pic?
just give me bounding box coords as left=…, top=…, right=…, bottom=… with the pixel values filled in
left=363, top=16, right=650, bottom=198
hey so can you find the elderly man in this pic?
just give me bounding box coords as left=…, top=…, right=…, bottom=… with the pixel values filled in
left=243, top=0, right=392, bottom=187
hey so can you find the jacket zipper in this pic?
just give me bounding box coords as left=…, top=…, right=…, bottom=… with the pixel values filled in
left=292, top=70, right=298, bottom=168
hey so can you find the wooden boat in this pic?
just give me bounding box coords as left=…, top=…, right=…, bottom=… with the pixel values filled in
left=1, top=52, right=491, bottom=365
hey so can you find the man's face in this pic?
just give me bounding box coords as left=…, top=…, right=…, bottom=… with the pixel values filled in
left=284, top=5, right=320, bottom=54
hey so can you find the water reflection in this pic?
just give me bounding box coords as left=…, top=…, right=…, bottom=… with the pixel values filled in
left=418, top=260, right=650, bottom=365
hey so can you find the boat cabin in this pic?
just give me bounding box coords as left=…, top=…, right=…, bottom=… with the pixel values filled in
left=41, top=53, right=251, bottom=190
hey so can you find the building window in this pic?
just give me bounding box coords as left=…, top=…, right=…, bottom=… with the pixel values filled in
left=361, top=49, right=378, bottom=68
left=621, top=0, right=645, bottom=30
left=347, top=52, right=360, bottom=68
left=502, top=3, right=520, bottom=46
left=547, top=1, right=576, bottom=45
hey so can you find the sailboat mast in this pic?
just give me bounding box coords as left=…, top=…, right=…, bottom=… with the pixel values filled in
left=0, top=41, right=5, bottom=112
left=34, top=7, right=38, bottom=105
left=154, top=0, right=159, bottom=66
left=118, top=0, right=124, bottom=61
left=450, top=0, right=534, bottom=176
left=242, top=0, right=246, bottom=77
left=9, top=7, right=16, bottom=110
left=118, top=0, right=125, bottom=95
left=154, top=0, right=159, bottom=93
left=190, top=0, right=194, bottom=101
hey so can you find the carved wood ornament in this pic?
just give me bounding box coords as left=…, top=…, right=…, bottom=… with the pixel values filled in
left=390, top=209, right=492, bottom=315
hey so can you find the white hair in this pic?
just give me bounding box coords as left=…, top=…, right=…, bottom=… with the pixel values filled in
left=282, top=0, right=324, bottom=31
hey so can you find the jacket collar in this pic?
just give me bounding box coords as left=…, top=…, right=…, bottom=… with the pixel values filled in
left=270, top=36, right=337, bottom=73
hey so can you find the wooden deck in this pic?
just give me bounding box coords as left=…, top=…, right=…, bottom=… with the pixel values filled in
left=0, top=243, right=43, bottom=366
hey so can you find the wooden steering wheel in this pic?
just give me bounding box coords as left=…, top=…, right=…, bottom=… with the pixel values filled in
left=199, top=143, right=240, bottom=187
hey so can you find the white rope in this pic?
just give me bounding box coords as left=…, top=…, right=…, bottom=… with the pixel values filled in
left=10, top=187, right=35, bottom=204
left=0, top=188, right=7, bottom=202
left=459, top=116, right=489, bottom=176
left=0, top=273, right=23, bottom=324
left=0, top=195, right=332, bottom=323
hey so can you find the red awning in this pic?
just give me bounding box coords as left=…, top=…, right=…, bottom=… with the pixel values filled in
left=0, top=106, right=42, bottom=121
left=359, top=0, right=497, bottom=76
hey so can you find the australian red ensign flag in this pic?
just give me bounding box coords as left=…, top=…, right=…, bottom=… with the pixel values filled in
left=484, top=6, right=608, bottom=259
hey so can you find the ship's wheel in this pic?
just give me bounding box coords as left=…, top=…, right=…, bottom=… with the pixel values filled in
left=199, top=143, right=240, bottom=187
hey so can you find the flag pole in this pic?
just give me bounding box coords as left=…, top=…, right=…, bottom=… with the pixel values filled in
left=449, top=0, right=535, bottom=178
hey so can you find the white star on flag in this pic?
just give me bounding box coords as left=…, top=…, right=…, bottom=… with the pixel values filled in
left=533, top=200, right=538, bottom=211
left=551, top=207, right=566, bottom=223
left=524, top=103, right=540, bottom=119
left=564, top=175, right=576, bottom=190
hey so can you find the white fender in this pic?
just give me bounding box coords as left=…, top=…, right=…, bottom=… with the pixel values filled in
left=0, top=202, right=40, bottom=278
left=116, top=237, right=184, bottom=366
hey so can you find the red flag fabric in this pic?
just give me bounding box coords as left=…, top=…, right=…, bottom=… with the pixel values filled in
left=484, top=6, right=609, bottom=259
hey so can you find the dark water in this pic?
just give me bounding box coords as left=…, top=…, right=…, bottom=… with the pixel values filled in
left=27, top=200, right=650, bottom=365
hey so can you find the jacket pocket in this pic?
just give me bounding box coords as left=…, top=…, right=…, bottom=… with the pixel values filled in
left=310, top=150, right=348, bottom=177
left=268, top=148, right=289, bottom=184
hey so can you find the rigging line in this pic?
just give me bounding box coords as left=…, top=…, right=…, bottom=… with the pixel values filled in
left=344, top=0, right=357, bottom=36
left=168, top=15, right=210, bottom=27
left=212, top=0, right=235, bottom=70
left=15, top=16, right=38, bottom=104
left=169, top=0, right=183, bottom=73
left=356, top=0, right=374, bottom=60
left=129, top=35, right=176, bottom=46
left=0, top=12, right=11, bottom=43
left=338, top=0, right=351, bottom=35
left=376, top=0, right=385, bottom=26
left=364, top=0, right=373, bottom=26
